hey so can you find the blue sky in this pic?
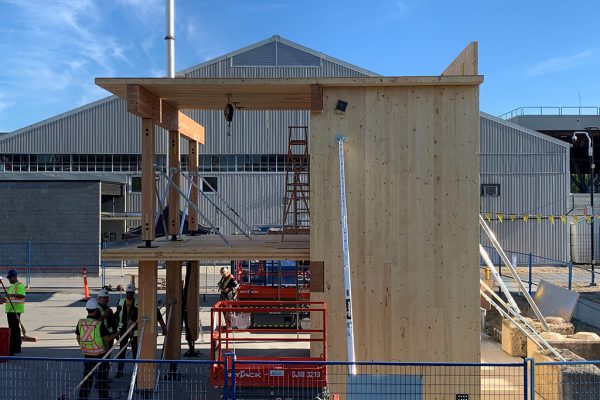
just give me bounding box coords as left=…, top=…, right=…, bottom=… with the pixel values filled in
left=1, top=0, right=599, bottom=132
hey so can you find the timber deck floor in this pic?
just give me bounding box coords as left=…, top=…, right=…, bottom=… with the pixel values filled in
left=102, top=234, right=309, bottom=261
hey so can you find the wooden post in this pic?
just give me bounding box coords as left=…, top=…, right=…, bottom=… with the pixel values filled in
left=137, top=260, right=157, bottom=389
left=141, top=118, right=156, bottom=244
left=165, top=261, right=182, bottom=360
left=186, top=261, right=199, bottom=342
left=168, top=131, right=180, bottom=238
left=188, top=140, right=199, bottom=233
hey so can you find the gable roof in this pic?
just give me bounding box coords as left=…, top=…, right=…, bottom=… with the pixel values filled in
left=2, top=35, right=380, bottom=139
left=177, top=35, right=380, bottom=78
left=481, top=111, right=572, bottom=148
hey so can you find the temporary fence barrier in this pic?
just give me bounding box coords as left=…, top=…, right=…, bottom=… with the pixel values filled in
left=0, top=356, right=219, bottom=399
left=481, top=245, right=598, bottom=292
left=1, top=356, right=598, bottom=399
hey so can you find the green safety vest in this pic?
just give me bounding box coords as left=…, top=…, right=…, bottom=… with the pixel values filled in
left=5, top=282, right=25, bottom=314
left=97, top=305, right=115, bottom=334
left=77, top=318, right=106, bottom=356
left=118, top=297, right=138, bottom=337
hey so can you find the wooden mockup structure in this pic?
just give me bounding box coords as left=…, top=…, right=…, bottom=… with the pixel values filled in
left=98, top=42, right=482, bottom=389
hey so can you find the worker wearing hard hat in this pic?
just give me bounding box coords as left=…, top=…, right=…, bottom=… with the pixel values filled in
left=0, top=269, right=26, bottom=355
left=114, top=283, right=167, bottom=378
left=75, top=298, right=119, bottom=400
left=97, top=288, right=117, bottom=348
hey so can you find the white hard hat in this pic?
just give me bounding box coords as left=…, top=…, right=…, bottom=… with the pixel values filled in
left=86, top=298, right=99, bottom=310
left=126, top=283, right=136, bottom=293
left=98, top=289, right=110, bottom=298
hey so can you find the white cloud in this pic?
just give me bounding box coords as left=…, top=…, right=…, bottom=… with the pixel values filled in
left=527, top=50, right=595, bottom=77
left=115, top=0, right=162, bottom=22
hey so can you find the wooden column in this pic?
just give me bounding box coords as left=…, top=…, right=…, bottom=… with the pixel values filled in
left=141, top=118, right=156, bottom=244
left=186, top=261, right=199, bottom=342
left=137, top=260, right=157, bottom=389
left=187, top=140, right=199, bottom=233
left=165, top=261, right=182, bottom=360
left=168, top=131, right=180, bottom=238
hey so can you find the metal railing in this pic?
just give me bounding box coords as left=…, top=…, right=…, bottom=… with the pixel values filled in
left=499, top=106, right=600, bottom=120
left=0, top=241, right=101, bottom=286
left=480, top=245, right=598, bottom=292
left=2, top=356, right=598, bottom=399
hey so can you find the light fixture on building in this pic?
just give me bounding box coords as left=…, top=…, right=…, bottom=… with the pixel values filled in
left=335, top=100, right=348, bottom=114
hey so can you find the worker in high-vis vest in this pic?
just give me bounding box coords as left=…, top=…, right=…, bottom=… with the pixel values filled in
left=75, top=298, right=118, bottom=400
left=218, top=266, right=239, bottom=300
left=114, top=283, right=167, bottom=378
left=97, top=288, right=117, bottom=348
left=0, top=270, right=26, bottom=355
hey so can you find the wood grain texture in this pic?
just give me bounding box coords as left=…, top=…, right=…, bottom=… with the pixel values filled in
left=186, top=261, right=199, bottom=342
left=168, top=131, right=180, bottom=236
left=127, top=84, right=205, bottom=143
left=141, top=118, right=155, bottom=242
left=165, top=261, right=182, bottom=360
left=310, top=84, right=480, bottom=363
left=137, top=260, right=158, bottom=389
left=102, top=234, right=309, bottom=261
left=442, top=42, right=478, bottom=76
left=98, top=76, right=483, bottom=111
left=187, top=141, right=199, bottom=232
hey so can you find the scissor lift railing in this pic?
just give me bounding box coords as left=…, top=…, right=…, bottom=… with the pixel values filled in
left=235, top=260, right=310, bottom=301
left=210, top=300, right=327, bottom=390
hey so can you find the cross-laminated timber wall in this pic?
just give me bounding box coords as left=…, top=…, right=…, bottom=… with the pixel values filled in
left=310, top=83, right=481, bottom=362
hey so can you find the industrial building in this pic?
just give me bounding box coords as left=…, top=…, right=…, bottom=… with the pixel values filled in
left=0, top=36, right=572, bottom=271
left=480, top=112, right=571, bottom=262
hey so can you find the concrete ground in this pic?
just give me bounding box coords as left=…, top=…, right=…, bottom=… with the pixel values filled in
left=0, top=266, right=526, bottom=399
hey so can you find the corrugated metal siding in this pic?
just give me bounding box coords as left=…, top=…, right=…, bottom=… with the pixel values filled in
left=125, top=173, right=285, bottom=235
left=1, top=46, right=370, bottom=155
left=0, top=97, right=169, bottom=154
left=480, top=115, right=570, bottom=261
left=183, top=58, right=370, bottom=78
left=180, top=109, right=309, bottom=154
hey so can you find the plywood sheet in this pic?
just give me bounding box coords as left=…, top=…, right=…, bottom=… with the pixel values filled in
left=310, top=85, right=480, bottom=362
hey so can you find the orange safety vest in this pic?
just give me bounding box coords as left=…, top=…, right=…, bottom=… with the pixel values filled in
left=78, top=318, right=106, bottom=356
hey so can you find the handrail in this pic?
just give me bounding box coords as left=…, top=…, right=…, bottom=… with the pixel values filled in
left=499, top=106, right=600, bottom=120
left=127, top=317, right=148, bottom=400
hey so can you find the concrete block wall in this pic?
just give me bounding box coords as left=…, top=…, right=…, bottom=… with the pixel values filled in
left=0, top=181, right=100, bottom=275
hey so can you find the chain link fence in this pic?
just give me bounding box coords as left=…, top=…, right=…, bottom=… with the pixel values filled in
left=1, top=356, right=600, bottom=399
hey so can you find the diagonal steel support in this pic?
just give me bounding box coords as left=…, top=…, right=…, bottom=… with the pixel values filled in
left=179, top=168, right=254, bottom=235
left=154, top=176, right=169, bottom=239
left=480, top=245, right=521, bottom=313
left=481, top=287, right=564, bottom=361
left=161, top=172, right=231, bottom=247
left=176, top=169, right=252, bottom=239
left=480, top=214, right=549, bottom=331
left=179, top=181, right=193, bottom=236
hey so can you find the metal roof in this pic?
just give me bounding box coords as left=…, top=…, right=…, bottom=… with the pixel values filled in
left=1, top=35, right=381, bottom=141
left=480, top=111, right=572, bottom=148
left=176, top=35, right=381, bottom=78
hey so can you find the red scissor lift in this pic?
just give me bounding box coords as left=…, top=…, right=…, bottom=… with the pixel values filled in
left=235, top=260, right=310, bottom=301
left=210, top=300, right=332, bottom=399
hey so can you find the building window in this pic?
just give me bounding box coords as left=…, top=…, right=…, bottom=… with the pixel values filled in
left=130, top=176, right=142, bottom=193
left=202, top=176, right=218, bottom=193
left=481, top=184, right=500, bottom=196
